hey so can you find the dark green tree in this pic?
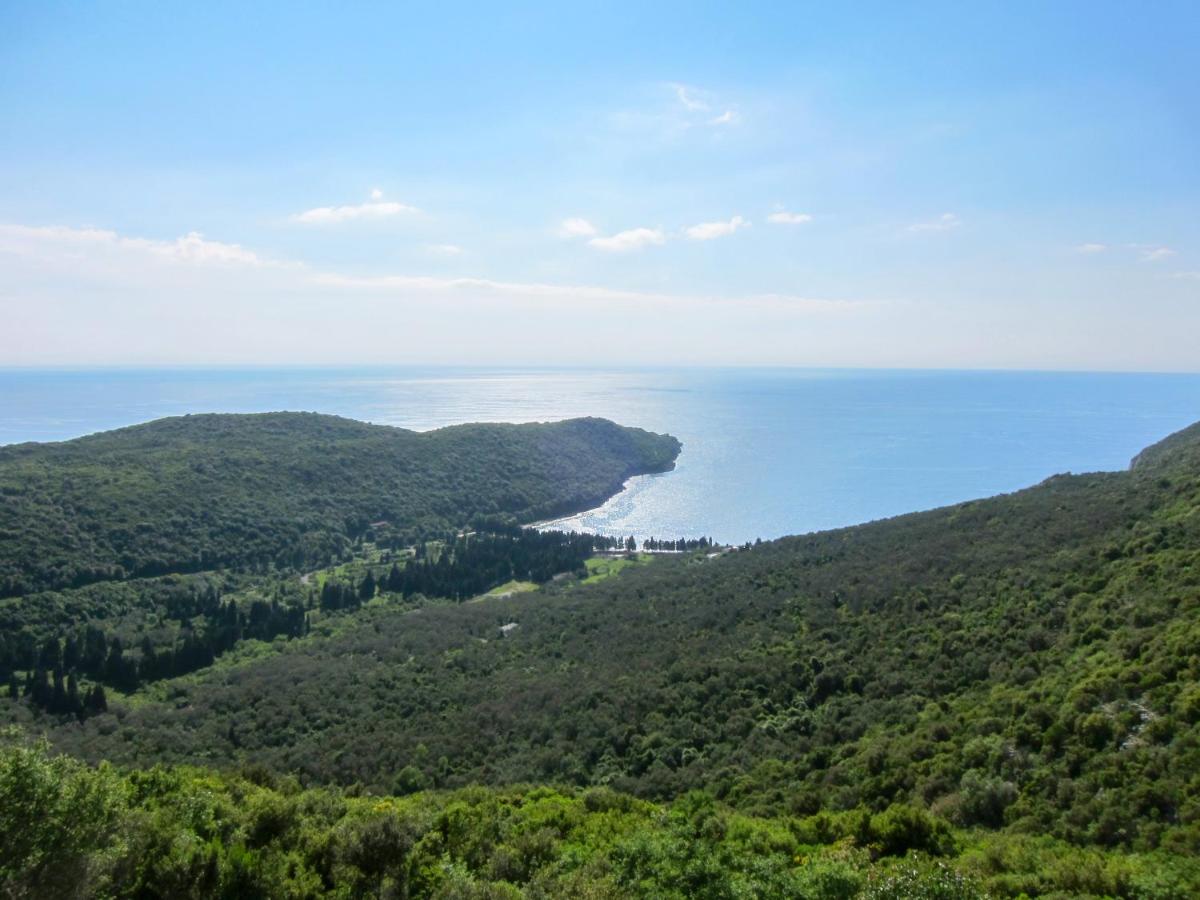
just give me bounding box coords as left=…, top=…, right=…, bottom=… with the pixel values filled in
left=359, top=571, right=377, bottom=601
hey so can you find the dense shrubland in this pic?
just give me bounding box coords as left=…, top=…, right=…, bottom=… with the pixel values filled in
left=19, top=420, right=1199, bottom=862
left=2, top=527, right=638, bottom=717
left=8, top=732, right=1197, bottom=899
left=3, top=416, right=1200, bottom=896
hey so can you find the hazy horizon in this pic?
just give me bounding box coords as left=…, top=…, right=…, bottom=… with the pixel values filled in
left=3, top=362, right=1200, bottom=376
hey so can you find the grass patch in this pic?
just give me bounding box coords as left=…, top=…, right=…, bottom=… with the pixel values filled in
left=475, top=580, right=540, bottom=601
left=582, top=553, right=654, bottom=584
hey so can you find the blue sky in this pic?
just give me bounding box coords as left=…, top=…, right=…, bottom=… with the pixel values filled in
left=1, top=1, right=1197, bottom=369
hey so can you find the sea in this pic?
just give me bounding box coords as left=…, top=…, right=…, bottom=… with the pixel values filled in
left=2, top=367, right=1199, bottom=545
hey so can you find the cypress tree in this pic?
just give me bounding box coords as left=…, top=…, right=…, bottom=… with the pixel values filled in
left=51, top=669, right=66, bottom=713
left=86, top=684, right=108, bottom=714
left=359, top=570, right=377, bottom=601
left=31, top=668, right=51, bottom=708
left=67, top=672, right=82, bottom=717
left=63, top=635, right=81, bottom=670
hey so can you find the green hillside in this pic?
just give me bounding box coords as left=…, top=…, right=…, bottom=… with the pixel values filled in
left=27, top=418, right=1199, bottom=852
left=0, top=413, right=681, bottom=596
left=3, top=416, right=1200, bottom=897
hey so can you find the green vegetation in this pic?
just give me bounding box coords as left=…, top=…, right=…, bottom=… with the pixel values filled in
left=0, top=412, right=681, bottom=596
left=479, top=580, right=539, bottom=600
left=582, top=552, right=654, bottom=584
left=3, top=733, right=1196, bottom=898
left=0, top=525, right=643, bottom=722
left=4, top=415, right=1200, bottom=895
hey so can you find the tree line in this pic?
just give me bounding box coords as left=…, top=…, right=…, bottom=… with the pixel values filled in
left=3, top=591, right=307, bottom=719
left=323, top=529, right=633, bottom=607
left=641, top=536, right=714, bottom=552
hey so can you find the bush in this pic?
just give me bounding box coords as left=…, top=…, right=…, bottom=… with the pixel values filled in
left=863, top=855, right=986, bottom=899
left=0, top=732, right=127, bottom=898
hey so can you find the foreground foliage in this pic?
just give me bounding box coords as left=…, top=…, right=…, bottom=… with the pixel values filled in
left=6, top=735, right=1197, bottom=899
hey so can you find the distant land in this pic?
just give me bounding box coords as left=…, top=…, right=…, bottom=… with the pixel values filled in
left=5, top=366, right=1200, bottom=546
left=0, top=412, right=680, bottom=597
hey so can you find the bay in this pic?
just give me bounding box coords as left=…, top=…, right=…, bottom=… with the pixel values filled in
left=2, top=366, right=1199, bottom=544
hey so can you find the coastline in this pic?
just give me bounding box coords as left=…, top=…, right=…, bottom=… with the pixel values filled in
left=526, top=469, right=670, bottom=537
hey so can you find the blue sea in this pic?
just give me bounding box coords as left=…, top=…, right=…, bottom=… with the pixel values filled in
left=2, top=367, right=1199, bottom=544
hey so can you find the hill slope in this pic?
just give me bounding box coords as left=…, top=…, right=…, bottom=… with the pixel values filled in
left=23, top=418, right=1200, bottom=858
left=0, top=413, right=681, bottom=596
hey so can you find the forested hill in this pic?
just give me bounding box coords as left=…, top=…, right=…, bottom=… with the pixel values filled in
left=31, top=416, right=1200, bottom=863
left=0, top=413, right=680, bottom=596
left=1131, top=418, right=1200, bottom=471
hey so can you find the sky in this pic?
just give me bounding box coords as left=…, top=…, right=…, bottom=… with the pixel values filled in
left=1, top=1, right=1198, bottom=370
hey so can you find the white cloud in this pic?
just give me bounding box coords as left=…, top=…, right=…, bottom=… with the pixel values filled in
left=0, top=219, right=924, bottom=368
left=1074, top=242, right=1107, bottom=254
left=293, top=191, right=418, bottom=224
left=559, top=217, right=598, bottom=238
left=0, top=222, right=268, bottom=267
left=607, top=84, right=741, bottom=141
left=673, top=84, right=709, bottom=112
left=662, top=83, right=740, bottom=128
left=907, top=212, right=961, bottom=233
left=1138, top=246, right=1175, bottom=263
left=767, top=211, right=813, bottom=226
left=423, top=243, right=464, bottom=256
left=588, top=227, right=666, bottom=252
left=5, top=216, right=1197, bottom=370
left=313, top=270, right=867, bottom=314
left=685, top=215, right=749, bottom=241
left=1, top=221, right=863, bottom=313
left=150, top=231, right=265, bottom=266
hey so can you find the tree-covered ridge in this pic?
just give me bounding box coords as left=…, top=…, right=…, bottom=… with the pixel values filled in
left=1130, top=418, right=1200, bottom=472
left=18, top=417, right=1200, bottom=866
left=5, top=416, right=1200, bottom=896
left=0, top=413, right=681, bottom=596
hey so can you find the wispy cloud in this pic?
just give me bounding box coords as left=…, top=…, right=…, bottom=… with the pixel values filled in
left=1170, top=271, right=1200, bottom=280
left=314, top=270, right=869, bottom=313
left=422, top=243, right=463, bottom=256
left=685, top=215, right=749, bottom=241
left=664, top=82, right=739, bottom=129
left=672, top=84, right=709, bottom=112
left=907, top=212, right=961, bottom=233
left=1, top=219, right=888, bottom=366
left=293, top=191, right=418, bottom=224
left=1136, top=245, right=1175, bottom=263
left=588, top=227, right=666, bottom=252
left=767, top=211, right=813, bottom=226
left=559, top=217, right=598, bottom=238
left=1, top=220, right=877, bottom=313
left=0, top=222, right=270, bottom=267
left=1080, top=242, right=1183, bottom=264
